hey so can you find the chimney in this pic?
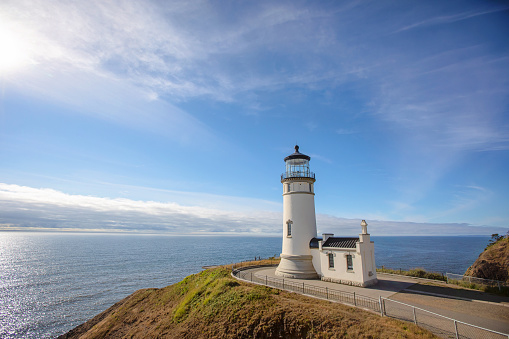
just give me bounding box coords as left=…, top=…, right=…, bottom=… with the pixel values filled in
left=322, top=233, right=333, bottom=242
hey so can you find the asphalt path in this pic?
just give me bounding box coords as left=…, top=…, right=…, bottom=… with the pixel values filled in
left=240, top=267, right=509, bottom=335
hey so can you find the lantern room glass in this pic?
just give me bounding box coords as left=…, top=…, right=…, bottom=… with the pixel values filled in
left=285, top=158, right=310, bottom=178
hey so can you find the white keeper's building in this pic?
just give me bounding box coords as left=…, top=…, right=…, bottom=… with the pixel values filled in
left=275, top=145, right=378, bottom=287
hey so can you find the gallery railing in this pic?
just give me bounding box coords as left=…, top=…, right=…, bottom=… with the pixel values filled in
left=232, top=264, right=509, bottom=339
left=281, top=171, right=315, bottom=180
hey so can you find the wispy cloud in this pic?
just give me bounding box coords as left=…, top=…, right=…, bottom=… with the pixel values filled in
left=428, top=185, right=493, bottom=222
left=0, top=0, right=340, bottom=101
left=393, top=6, right=509, bottom=34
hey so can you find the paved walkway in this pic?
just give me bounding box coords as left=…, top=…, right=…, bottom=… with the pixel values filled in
left=241, top=267, right=509, bottom=334
left=252, top=267, right=416, bottom=299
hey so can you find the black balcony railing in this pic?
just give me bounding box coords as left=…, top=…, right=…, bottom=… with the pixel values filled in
left=281, top=171, right=315, bottom=180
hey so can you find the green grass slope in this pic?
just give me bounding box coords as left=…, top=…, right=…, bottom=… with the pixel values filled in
left=59, top=267, right=436, bottom=339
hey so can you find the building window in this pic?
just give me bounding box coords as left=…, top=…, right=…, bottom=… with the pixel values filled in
left=286, top=183, right=290, bottom=192
left=346, top=255, right=353, bottom=270
left=328, top=253, right=334, bottom=268
left=286, top=220, right=293, bottom=237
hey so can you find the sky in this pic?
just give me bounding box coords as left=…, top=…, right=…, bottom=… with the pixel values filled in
left=0, top=0, right=508, bottom=236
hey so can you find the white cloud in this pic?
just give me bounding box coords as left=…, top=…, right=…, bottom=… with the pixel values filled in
left=0, top=183, right=281, bottom=234
left=1, top=183, right=504, bottom=236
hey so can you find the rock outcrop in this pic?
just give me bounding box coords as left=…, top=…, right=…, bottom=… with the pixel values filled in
left=465, top=237, right=509, bottom=282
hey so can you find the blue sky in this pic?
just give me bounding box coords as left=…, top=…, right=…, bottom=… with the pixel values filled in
left=0, top=0, right=508, bottom=236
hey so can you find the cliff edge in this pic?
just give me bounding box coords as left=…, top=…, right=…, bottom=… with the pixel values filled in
left=58, top=267, right=435, bottom=338
left=465, top=236, right=509, bottom=282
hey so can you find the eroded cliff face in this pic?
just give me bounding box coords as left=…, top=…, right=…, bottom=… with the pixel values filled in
left=465, top=238, right=509, bottom=282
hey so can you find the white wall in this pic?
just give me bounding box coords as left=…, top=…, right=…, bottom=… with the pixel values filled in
left=310, top=248, right=322, bottom=276
left=313, top=235, right=377, bottom=287
left=281, top=179, right=317, bottom=256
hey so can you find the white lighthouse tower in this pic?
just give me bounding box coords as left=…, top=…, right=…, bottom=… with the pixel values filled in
left=275, top=145, right=319, bottom=279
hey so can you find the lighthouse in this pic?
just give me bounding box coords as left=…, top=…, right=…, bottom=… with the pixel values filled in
left=275, top=145, right=319, bottom=279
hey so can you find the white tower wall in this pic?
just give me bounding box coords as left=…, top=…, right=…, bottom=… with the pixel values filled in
left=281, top=184, right=317, bottom=254
left=275, top=145, right=318, bottom=279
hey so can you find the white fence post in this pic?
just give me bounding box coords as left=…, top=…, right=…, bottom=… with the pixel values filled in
left=413, top=307, right=417, bottom=325
left=353, top=292, right=356, bottom=306
left=379, top=297, right=383, bottom=317
left=454, top=320, right=459, bottom=339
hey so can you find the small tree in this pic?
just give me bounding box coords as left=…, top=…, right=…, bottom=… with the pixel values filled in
left=486, top=233, right=503, bottom=249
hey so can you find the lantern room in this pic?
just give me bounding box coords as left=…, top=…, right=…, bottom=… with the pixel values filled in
left=282, top=145, right=315, bottom=180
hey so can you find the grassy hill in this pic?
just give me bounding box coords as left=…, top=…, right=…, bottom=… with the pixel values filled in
left=59, top=266, right=435, bottom=338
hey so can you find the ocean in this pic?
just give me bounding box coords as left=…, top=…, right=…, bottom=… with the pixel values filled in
left=0, top=232, right=489, bottom=339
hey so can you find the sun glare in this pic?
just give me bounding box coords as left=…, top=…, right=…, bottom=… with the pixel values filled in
left=0, top=24, right=33, bottom=75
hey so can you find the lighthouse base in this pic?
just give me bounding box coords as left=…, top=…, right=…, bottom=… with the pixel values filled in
left=275, top=254, right=318, bottom=279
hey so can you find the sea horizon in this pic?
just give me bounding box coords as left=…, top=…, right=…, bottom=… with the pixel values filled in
left=0, top=229, right=495, bottom=236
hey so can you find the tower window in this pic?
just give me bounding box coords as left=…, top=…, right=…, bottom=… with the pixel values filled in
left=286, top=220, right=293, bottom=237
left=328, top=253, right=334, bottom=268
left=286, top=183, right=290, bottom=192
left=346, top=255, right=353, bottom=270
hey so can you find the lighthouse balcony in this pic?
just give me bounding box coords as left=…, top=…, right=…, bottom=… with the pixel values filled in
left=281, top=171, right=315, bottom=180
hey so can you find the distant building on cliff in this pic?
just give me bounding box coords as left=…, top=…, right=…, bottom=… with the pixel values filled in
left=275, top=145, right=377, bottom=287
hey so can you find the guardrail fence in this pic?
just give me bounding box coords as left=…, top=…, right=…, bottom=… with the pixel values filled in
left=232, top=264, right=509, bottom=339
left=233, top=266, right=381, bottom=314
left=446, top=273, right=508, bottom=291
left=382, top=298, right=508, bottom=339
